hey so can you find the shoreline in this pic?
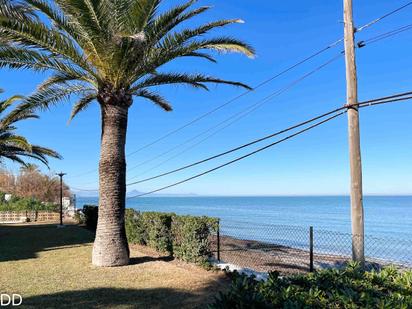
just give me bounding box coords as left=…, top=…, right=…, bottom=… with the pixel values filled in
left=211, top=235, right=410, bottom=274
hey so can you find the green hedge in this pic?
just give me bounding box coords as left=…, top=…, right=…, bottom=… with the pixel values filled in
left=85, top=208, right=219, bottom=263
left=210, top=263, right=412, bottom=308
left=126, top=210, right=218, bottom=263
left=0, top=195, right=57, bottom=211
left=125, top=210, right=174, bottom=254
left=172, top=215, right=218, bottom=264
left=82, top=205, right=98, bottom=231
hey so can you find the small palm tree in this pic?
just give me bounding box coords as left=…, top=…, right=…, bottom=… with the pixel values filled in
left=0, top=90, right=61, bottom=166
left=0, top=0, right=255, bottom=266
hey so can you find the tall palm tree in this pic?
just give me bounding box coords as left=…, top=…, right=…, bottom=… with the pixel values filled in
left=0, top=0, right=255, bottom=266
left=0, top=90, right=61, bottom=166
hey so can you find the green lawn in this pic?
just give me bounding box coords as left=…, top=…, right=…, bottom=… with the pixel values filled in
left=0, top=223, right=229, bottom=308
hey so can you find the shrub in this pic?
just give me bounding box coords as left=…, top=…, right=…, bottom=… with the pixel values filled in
left=140, top=212, right=174, bottom=254
left=73, top=210, right=85, bottom=224
left=125, top=209, right=145, bottom=245
left=172, top=215, right=218, bottom=264
left=0, top=196, right=57, bottom=211
left=124, top=210, right=218, bottom=264
left=83, top=208, right=218, bottom=264
left=82, top=205, right=98, bottom=231
left=210, top=263, right=412, bottom=308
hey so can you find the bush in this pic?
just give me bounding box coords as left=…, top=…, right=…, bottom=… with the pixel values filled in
left=125, top=210, right=174, bottom=254
left=83, top=208, right=218, bottom=264
left=0, top=196, right=57, bottom=211
left=125, top=209, right=145, bottom=245
left=82, top=205, right=98, bottom=231
left=143, top=212, right=174, bottom=254
left=73, top=210, right=85, bottom=224
left=172, top=215, right=218, bottom=264
left=210, top=263, right=412, bottom=308
left=125, top=210, right=218, bottom=264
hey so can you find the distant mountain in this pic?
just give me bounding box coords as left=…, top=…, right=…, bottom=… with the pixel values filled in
left=73, top=189, right=197, bottom=198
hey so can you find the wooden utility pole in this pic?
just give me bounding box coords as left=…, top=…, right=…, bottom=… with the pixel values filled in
left=343, top=0, right=365, bottom=266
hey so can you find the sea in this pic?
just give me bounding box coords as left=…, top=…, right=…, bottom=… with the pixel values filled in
left=77, top=195, right=412, bottom=263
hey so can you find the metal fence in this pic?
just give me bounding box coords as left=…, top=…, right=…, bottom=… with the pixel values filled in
left=210, top=220, right=412, bottom=274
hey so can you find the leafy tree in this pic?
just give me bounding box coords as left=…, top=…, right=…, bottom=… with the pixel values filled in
left=17, top=164, right=70, bottom=202
left=0, top=0, right=254, bottom=266
left=0, top=90, right=61, bottom=167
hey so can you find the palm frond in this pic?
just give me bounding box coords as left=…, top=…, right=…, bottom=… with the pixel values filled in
left=134, top=89, right=172, bottom=111
left=1, top=0, right=254, bottom=115
left=0, top=18, right=95, bottom=75
left=0, top=92, right=61, bottom=167
left=24, top=84, right=96, bottom=110
left=132, top=73, right=252, bottom=91
left=69, top=93, right=97, bottom=122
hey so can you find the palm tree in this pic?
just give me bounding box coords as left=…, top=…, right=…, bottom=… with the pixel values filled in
left=0, top=90, right=61, bottom=166
left=0, top=0, right=255, bottom=266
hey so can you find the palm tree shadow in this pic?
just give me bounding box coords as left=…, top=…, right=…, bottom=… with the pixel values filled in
left=0, top=224, right=94, bottom=262
left=22, top=286, right=221, bottom=308
left=129, top=255, right=174, bottom=265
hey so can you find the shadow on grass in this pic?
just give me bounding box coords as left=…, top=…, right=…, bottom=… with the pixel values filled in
left=22, top=286, right=221, bottom=308
left=129, top=255, right=174, bottom=265
left=0, top=224, right=94, bottom=262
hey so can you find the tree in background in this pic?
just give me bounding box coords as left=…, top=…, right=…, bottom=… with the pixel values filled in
left=0, top=90, right=61, bottom=167
left=0, top=168, right=14, bottom=193
left=0, top=165, right=70, bottom=203
left=0, top=0, right=254, bottom=267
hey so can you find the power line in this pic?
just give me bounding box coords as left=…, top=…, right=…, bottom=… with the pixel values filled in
left=125, top=43, right=342, bottom=159
left=70, top=1, right=412, bottom=179
left=126, top=94, right=412, bottom=198
left=127, top=112, right=346, bottom=198
left=70, top=187, right=98, bottom=192
left=71, top=92, right=412, bottom=193
left=125, top=1, right=412, bottom=158
left=128, top=20, right=412, bottom=179
left=356, top=1, right=412, bottom=32
left=127, top=109, right=344, bottom=186
left=358, top=23, right=412, bottom=47
left=126, top=52, right=343, bottom=177
left=127, top=91, right=412, bottom=186
left=71, top=42, right=341, bottom=179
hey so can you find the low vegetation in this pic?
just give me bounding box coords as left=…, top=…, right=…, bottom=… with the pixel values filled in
left=0, top=223, right=229, bottom=308
left=0, top=193, right=56, bottom=211
left=83, top=206, right=218, bottom=266
left=211, top=263, right=412, bottom=308
left=0, top=165, right=70, bottom=203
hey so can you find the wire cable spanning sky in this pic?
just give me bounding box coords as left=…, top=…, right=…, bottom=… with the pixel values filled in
left=72, top=18, right=412, bottom=192
left=69, top=1, right=412, bottom=181
left=126, top=93, right=412, bottom=198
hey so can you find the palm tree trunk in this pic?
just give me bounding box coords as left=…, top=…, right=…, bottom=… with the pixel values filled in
left=92, top=102, right=130, bottom=267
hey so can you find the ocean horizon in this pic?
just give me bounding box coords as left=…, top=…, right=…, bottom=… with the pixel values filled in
left=77, top=195, right=412, bottom=239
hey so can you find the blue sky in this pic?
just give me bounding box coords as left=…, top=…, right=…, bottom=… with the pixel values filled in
left=1, top=0, right=412, bottom=196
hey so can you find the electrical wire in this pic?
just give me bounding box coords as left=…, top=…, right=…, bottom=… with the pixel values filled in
left=124, top=0, right=412, bottom=158
left=70, top=92, right=412, bottom=193
left=127, top=91, right=412, bottom=186
left=126, top=94, right=412, bottom=198
left=356, top=1, right=412, bottom=32
left=126, top=52, right=343, bottom=176
left=358, top=23, right=412, bottom=47
left=69, top=1, right=412, bottom=180
left=126, top=112, right=346, bottom=198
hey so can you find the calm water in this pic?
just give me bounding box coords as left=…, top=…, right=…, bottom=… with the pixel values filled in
left=77, top=196, right=412, bottom=262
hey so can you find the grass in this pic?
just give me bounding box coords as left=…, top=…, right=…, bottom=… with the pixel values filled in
left=0, top=223, right=229, bottom=308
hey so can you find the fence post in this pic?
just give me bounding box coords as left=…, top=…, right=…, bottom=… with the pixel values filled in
left=309, top=226, right=314, bottom=272
left=217, top=219, right=221, bottom=262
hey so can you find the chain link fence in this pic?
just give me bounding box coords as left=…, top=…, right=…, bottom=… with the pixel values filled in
left=210, top=220, right=412, bottom=274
